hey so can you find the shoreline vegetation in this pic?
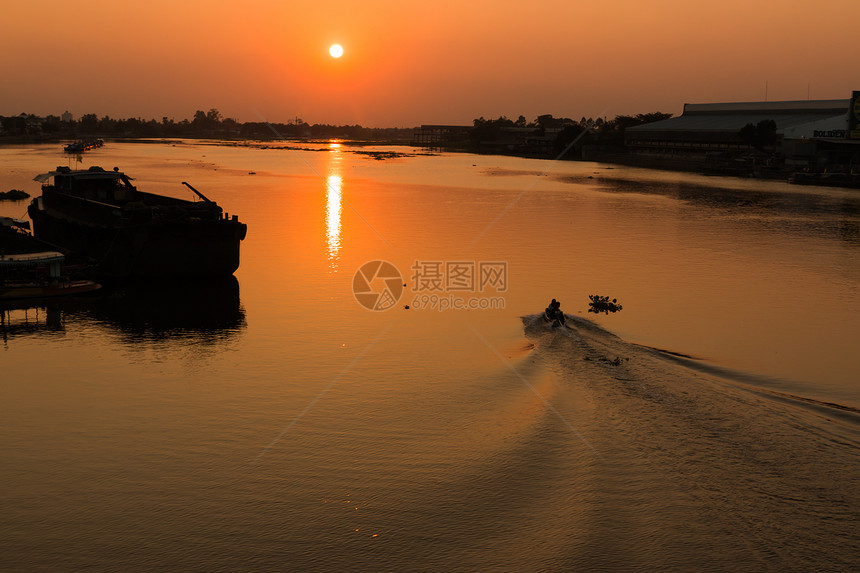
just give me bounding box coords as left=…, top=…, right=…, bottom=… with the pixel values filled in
left=0, top=108, right=666, bottom=148
left=2, top=109, right=856, bottom=185
left=0, top=109, right=416, bottom=145
left=0, top=189, right=30, bottom=201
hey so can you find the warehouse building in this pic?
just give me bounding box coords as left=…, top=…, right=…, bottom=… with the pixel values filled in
left=626, top=92, right=859, bottom=169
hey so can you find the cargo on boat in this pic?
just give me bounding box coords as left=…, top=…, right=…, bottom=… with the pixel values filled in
left=27, top=166, right=247, bottom=279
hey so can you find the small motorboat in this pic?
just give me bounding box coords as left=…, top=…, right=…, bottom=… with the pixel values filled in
left=1, top=217, right=100, bottom=301
left=0, top=251, right=101, bottom=300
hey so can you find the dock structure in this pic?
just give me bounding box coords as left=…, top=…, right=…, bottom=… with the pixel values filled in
left=412, top=125, right=472, bottom=146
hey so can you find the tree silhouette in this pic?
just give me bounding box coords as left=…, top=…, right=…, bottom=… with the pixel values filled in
left=79, top=113, right=98, bottom=132
left=206, top=108, right=222, bottom=124
left=739, top=119, right=778, bottom=150
left=554, top=124, right=586, bottom=157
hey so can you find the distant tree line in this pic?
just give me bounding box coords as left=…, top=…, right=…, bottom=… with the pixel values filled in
left=464, top=112, right=673, bottom=158
left=1, top=108, right=676, bottom=156
left=0, top=109, right=414, bottom=141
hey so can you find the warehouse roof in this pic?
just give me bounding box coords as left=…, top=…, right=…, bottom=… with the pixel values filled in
left=628, top=99, right=849, bottom=134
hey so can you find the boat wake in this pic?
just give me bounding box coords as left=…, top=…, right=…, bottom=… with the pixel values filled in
left=523, top=312, right=860, bottom=427
left=516, top=313, right=860, bottom=570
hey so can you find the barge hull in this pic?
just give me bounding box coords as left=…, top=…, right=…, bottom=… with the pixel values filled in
left=28, top=207, right=244, bottom=279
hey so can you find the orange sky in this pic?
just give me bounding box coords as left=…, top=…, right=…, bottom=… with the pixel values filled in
left=2, top=0, right=857, bottom=127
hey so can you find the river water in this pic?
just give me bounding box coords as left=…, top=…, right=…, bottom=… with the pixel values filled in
left=1, top=141, right=859, bottom=571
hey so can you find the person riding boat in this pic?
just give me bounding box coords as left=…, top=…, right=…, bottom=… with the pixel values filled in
left=545, top=298, right=565, bottom=326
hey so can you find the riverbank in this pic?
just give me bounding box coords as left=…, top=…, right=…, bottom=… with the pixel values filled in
left=4, top=135, right=856, bottom=189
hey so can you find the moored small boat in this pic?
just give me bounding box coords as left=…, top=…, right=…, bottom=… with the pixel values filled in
left=64, top=139, right=104, bottom=153
left=0, top=251, right=101, bottom=300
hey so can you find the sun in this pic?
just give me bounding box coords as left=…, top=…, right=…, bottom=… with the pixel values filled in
left=329, top=44, right=344, bottom=58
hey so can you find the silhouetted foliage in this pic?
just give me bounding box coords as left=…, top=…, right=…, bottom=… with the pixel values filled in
left=79, top=113, right=99, bottom=132
left=461, top=111, right=672, bottom=157
left=2, top=107, right=670, bottom=150
left=635, top=112, right=673, bottom=124
left=535, top=114, right=564, bottom=131
left=41, top=115, right=62, bottom=133
left=590, top=112, right=673, bottom=147
left=587, top=294, right=623, bottom=314
left=554, top=124, right=587, bottom=157
left=1, top=115, right=27, bottom=135
left=1, top=108, right=414, bottom=142
left=0, top=189, right=30, bottom=201
left=613, top=115, right=643, bottom=132
left=471, top=116, right=517, bottom=142
left=739, top=119, right=778, bottom=150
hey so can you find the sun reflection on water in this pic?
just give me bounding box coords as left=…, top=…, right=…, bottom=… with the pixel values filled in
left=325, top=140, right=345, bottom=271
left=325, top=168, right=343, bottom=272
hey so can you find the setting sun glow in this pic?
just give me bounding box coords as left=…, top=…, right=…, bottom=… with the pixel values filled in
left=1, top=1, right=856, bottom=127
